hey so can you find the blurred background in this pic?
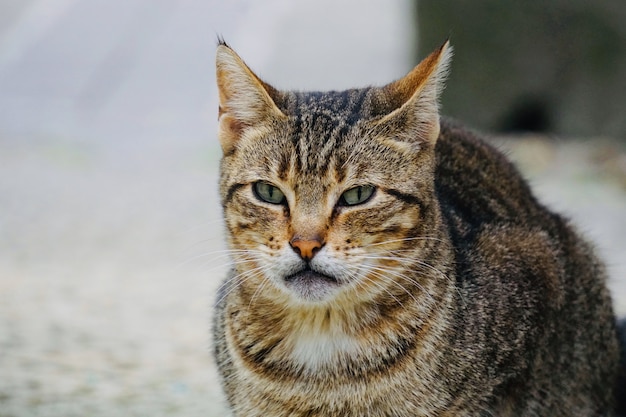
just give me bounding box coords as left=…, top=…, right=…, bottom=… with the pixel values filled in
left=0, top=1, right=624, bottom=416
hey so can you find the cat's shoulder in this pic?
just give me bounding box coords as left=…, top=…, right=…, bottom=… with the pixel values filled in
left=434, top=117, right=544, bottom=227
left=436, top=117, right=510, bottom=168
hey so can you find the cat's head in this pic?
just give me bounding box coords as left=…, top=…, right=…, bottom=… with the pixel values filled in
left=216, top=40, right=451, bottom=306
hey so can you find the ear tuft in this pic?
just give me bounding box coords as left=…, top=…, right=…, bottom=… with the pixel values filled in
left=215, top=42, right=285, bottom=154
left=216, top=35, right=228, bottom=48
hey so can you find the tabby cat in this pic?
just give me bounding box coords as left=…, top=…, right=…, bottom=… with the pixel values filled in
left=212, top=39, right=620, bottom=416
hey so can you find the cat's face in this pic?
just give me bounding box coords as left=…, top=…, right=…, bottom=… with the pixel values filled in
left=216, top=41, right=451, bottom=305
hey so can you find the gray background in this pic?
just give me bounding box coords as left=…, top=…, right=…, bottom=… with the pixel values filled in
left=0, top=1, right=624, bottom=416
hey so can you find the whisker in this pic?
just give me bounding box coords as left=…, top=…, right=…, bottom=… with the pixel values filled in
left=363, top=264, right=433, bottom=305
left=357, top=254, right=455, bottom=286
left=360, top=236, right=447, bottom=249
left=347, top=267, right=406, bottom=309
left=248, top=268, right=273, bottom=310
left=179, top=249, right=269, bottom=276
left=358, top=266, right=417, bottom=306
left=214, top=264, right=268, bottom=306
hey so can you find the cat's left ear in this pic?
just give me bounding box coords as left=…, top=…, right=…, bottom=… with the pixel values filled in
left=374, top=40, right=452, bottom=150
left=216, top=41, right=286, bottom=154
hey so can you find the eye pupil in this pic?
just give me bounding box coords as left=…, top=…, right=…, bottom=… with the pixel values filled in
left=254, top=182, right=285, bottom=205
left=340, top=185, right=374, bottom=206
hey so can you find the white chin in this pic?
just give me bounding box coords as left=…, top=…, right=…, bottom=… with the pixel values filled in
left=284, top=270, right=340, bottom=302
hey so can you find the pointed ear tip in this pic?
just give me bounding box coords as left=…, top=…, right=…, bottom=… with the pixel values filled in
left=216, top=43, right=232, bottom=55
left=436, top=41, right=453, bottom=69
left=216, top=35, right=233, bottom=49
left=216, top=37, right=238, bottom=58
left=216, top=43, right=240, bottom=67
left=440, top=40, right=453, bottom=56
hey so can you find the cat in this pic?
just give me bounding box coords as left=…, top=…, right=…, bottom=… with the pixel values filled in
left=212, top=38, right=620, bottom=416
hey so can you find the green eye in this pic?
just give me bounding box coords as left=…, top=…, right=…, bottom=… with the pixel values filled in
left=253, top=182, right=286, bottom=205
left=340, top=185, right=375, bottom=206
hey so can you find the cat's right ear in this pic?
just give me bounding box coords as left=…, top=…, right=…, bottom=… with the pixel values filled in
left=216, top=41, right=286, bottom=155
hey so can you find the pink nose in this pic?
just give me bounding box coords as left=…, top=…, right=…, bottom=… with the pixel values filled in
left=290, top=237, right=324, bottom=261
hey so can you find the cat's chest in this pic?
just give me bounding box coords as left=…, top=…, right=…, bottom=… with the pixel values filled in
left=287, top=328, right=362, bottom=370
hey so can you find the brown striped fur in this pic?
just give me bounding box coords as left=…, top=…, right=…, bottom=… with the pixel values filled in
left=213, top=40, right=619, bottom=416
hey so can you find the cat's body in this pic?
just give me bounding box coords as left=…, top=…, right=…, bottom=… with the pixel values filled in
left=213, top=40, right=619, bottom=416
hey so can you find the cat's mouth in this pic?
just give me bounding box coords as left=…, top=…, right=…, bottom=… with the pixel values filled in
left=284, top=268, right=340, bottom=301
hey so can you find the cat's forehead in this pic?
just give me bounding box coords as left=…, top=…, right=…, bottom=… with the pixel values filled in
left=227, top=87, right=407, bottom=185
left=278, top=88, right=390, bottom=122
